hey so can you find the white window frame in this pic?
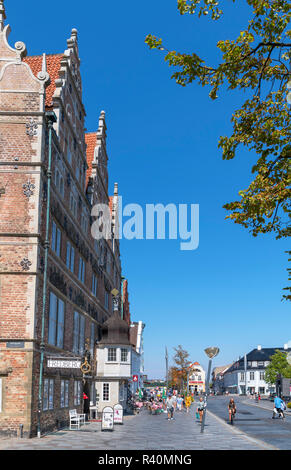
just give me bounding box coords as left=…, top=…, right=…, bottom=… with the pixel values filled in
left=107, top=348, right=117, bottom=362
left=121, top=348, right=128, bottom=363
left=102, top=383, right=110, bottom=402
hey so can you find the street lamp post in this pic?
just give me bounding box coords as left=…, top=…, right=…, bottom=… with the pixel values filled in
left=201, top=347, right=219, bottom=434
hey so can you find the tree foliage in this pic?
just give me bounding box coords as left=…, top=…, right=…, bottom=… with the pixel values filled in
left=265, top=349, right=291, bottom=385
left=172, top=345, right=191, bottom=390
left=145, top=1, right=291, bottom=299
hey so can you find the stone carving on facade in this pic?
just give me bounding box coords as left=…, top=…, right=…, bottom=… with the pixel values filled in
left=20, top=258, right=32, bottom=271
left=23, top=181, right=35, bottom=198
left=26, top=118, right=38, bottom=136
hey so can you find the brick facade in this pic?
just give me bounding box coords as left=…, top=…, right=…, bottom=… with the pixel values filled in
left=0, top=3, right=122, bottom=437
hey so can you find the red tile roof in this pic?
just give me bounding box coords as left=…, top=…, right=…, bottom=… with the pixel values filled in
left=23, top=54, right=63, bottom=108
left=85, top=132, right=97, bottom=185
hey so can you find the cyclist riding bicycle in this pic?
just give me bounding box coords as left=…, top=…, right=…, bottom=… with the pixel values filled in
left=228, top=398, right=236, bottom=424
left=272, top=395, right=286, bottom=419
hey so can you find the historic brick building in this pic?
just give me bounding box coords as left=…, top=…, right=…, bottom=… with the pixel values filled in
left=0, top=1, right=122, bottom=437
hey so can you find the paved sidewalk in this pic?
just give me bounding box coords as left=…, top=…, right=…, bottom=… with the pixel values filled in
left=0, top=407, right=274, bottom=450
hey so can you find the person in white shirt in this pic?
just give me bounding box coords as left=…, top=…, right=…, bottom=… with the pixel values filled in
left=166, top=395, right=175, bottom=420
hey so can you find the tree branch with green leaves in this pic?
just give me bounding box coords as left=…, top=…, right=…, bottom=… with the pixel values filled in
left=145, top=0, right=291, bottom=299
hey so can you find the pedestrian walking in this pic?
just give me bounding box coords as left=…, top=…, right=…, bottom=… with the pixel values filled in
left=176, top=395, right=183, bottom=411
left=172, top=392, right=177, bottom=411
left=166, top=395, right=175, bottom=420
left=185, top=395, right=192, bottom=413
left=197, top=397, right=206, bottom=423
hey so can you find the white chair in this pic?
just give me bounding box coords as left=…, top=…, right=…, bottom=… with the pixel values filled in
left=69, top=409, right=81, bottom=430
left=77, top=411, right=86, bottom=424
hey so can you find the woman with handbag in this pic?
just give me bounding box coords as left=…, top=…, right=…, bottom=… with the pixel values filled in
left=197, top=397, right=205, bottom=422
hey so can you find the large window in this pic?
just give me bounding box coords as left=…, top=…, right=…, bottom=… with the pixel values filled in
left=43, top=379, right=54, bottom=411
left=107, top=348, right=117, bottom=362
left=70, top=192, right=77, bottom=217
left=240, top=372, right=245, bottom=381
left=103, top=383, right=110, bottom=402
left=92, top=274, right=98, bottom=297
left=260, top=372, right=265, bottom=381
left=250, top=372, right=255, bottom=381
left=78, top=257, right=85, bottom=284
left=81, top=208, right=88, bottom=234
left=73, top=311, right=85, bottom=355
left=90, top=323, right=95, bottom=356
left=48, top=292, right=65, bottom=348
left=60, top=380, right=69, bottom=408
left=74, top=381, right=81, bottom=406
left=51, top=221, right=61, bottom=256
left=55, top=164, right=64, bottom=198
left=66, top=241, right=75, bottom=273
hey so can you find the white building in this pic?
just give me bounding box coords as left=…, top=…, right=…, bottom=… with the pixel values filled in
left=223, top=345, right=291, bottom=395
left=95, top=312, right=134, bottom=414
left=188, top=362, right=205, bottom=394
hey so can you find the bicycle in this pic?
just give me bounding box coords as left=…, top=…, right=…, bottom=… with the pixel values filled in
left=272, top=408, right=285, bottom=419
left=229, top=408, right=236, bottom=425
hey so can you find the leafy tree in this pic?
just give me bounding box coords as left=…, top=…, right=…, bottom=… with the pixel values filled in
left=145, top=1, right=291, bottom=299
left=168, top=366, right=183, bottom=388
left=173, top=345, right=191, bottom=390
left=265, top=349, right=291, bottom=385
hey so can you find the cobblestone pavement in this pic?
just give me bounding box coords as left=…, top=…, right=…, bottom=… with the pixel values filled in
left=0, top=406, right=275, bottom=450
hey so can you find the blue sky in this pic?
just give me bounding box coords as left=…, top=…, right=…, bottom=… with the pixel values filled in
left=9, top=0, right=290, bottom=376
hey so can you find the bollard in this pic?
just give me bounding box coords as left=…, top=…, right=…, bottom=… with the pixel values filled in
left=19, top=424, right=24, bottom=438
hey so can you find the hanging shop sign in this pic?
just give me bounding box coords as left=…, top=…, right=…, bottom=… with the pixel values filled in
left=101, top=406, right=114, bottom=432
left=113, top=404, right=123, bottom=425
left=47, top=358, right=81, bottom=369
